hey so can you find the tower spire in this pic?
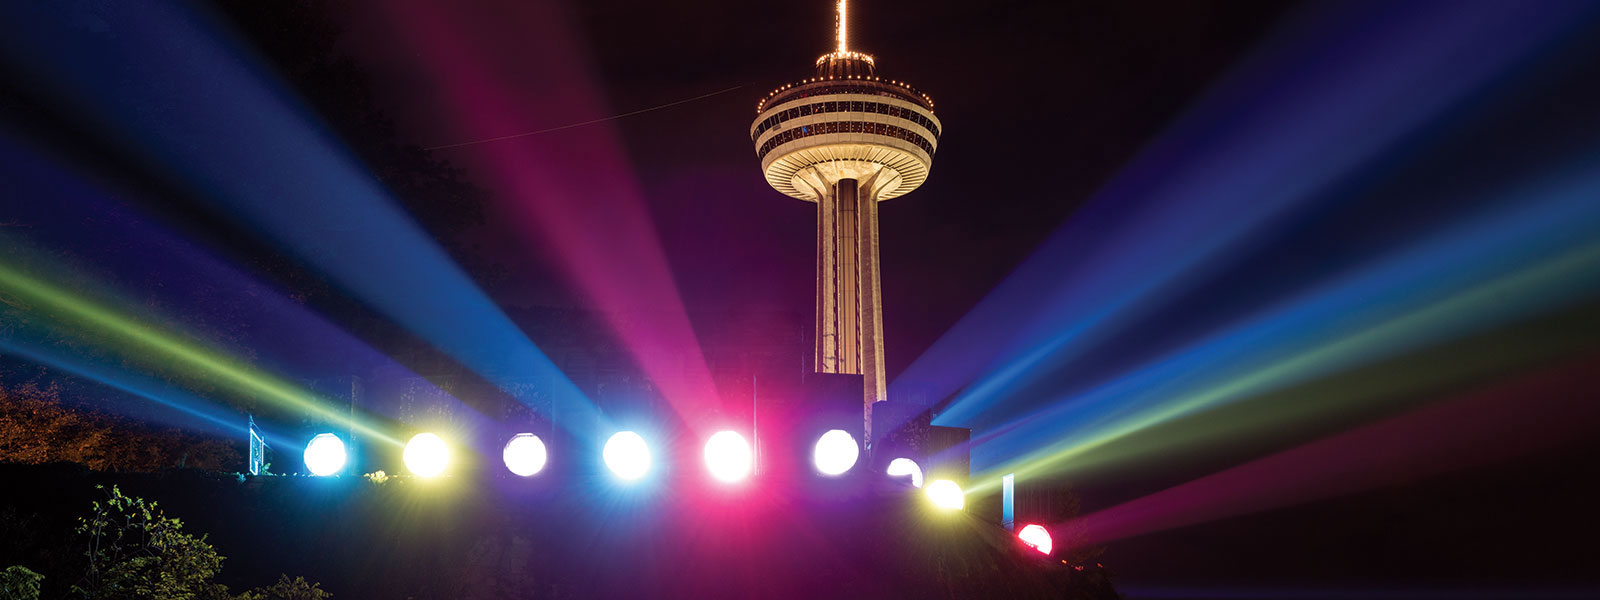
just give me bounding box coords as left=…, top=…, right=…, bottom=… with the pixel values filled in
left=836, top=0, right=849, bottom=53
left=817, top=0, right=872, bottom=78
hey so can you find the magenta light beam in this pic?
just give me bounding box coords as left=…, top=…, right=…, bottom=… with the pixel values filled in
left=1058, top=356, right=1600, bottom=552
left=378, top=1, right=723, bottom=431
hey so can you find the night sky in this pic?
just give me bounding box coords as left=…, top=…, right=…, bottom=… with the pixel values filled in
left=332, top=0, right=1293, bottom=376
left=4, top=0, right=1600, bottom=596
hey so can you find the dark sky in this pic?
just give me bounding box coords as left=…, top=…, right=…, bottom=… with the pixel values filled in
left=307, top=2, right=1600, bottom=593
left=306, top=5, right=1600, bottom=589
left=329, top=0, right=1295, bottom=380
left=5, top=1, right=1598, bottom=594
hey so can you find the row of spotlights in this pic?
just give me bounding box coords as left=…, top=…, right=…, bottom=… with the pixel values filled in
left=924, top=479, right=965, bottom=510
left=1017, top=523, right=1053, bottom=555
left=304, top=430, right=959, bottom=509
left=883, top=458, right=965, bottom=512
left=303, top=433, right=346, bottom=476
left=703, top=430, right=752, bottom=482
left=304, top=432, right=455, bottom=479
left=603, top=431, right=652, bottom=480
left=403, top=433, right=450, bottom=478
left=812, top=429, right=859, bottom=475
left=886, top=457, right=924, bottom=488
left=303, top=430, right=738, bottom=481
left=503, top=433, right=548, bottom=477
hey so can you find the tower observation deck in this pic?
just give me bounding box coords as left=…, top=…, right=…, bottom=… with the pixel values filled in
left=750, top=0, right=941, bottom=437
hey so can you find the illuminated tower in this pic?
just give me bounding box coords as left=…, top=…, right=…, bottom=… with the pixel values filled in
left=750, top=0, right=941, bottom=436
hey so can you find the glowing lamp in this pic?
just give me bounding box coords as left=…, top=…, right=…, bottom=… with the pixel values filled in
left=1018, top=524, right=1053, bottom=555
left=925, top=479, right=964, bottom=510
left=502, top=433, right=548, bottom=477
left=603, top=431, right=651, bottom=481
left=886, top=457, right=923, bottom=488
left=303, top=433, right=346, bottom=476
left=703, top=430, right=752, bottom=483
left=812, top=429, right=859, bottom=476
left=403, top=432, right=450, bottom=478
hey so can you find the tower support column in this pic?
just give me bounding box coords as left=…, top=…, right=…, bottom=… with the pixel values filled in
left=816, top=180, right=839, bottom=373
left=836, top=178, right=860, bottom=374
left=810, top=175, right=888, bottom=438
left=857, top=180, right=886, bottom=416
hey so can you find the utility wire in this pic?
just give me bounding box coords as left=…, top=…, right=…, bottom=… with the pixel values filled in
left=424, top=84, right=744, bottom=151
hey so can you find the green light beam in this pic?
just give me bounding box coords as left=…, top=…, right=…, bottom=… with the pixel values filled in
left=0, top=260, right=402, bottom=446
left=970, top=242, right=1600, bottom=493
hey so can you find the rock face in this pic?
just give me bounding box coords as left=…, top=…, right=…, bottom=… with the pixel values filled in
left=0, top=463, right=1121, bottom=599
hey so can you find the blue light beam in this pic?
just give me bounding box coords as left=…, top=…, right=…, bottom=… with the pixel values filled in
left=0, top=1, right=608, bottom=437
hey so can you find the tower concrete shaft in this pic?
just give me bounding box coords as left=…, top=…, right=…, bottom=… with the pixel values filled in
left=813, top=177, right=887, bottom=426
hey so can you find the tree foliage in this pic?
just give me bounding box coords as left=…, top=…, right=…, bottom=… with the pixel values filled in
left=0, top=384, right=240, bottom=473
left=233, top=576, right=330, bottom=600
left=72, top=486, right=230, bottom=600
left=0, top=484, right=334, bottom=600
left=0, top=566, right=44, bottom=600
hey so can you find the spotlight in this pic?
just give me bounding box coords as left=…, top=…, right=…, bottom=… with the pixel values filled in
left=603, top=431, right=651, bottom=480
left=303, top=433, right=346, bottom=476
left=1018, top=524, right=1053, bottom=555
left=925, top=479, right=964, bottom=510
left=812, top=429, right=859, bottom=476
left=703, top=430, right=752, bottom=483
left=403, top=432, right=450, bottom=478
left=886, top=457, right=923, bottom=488
left=502, top=433, right=548, bottom=477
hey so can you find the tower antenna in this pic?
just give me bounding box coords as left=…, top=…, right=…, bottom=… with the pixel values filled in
left=836, top=0, right=849, bottom=53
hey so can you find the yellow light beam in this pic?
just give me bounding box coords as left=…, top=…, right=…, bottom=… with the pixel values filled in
left=967, top=241, right=1600, bottom=494
left=0, top=261, right=401, bottom=446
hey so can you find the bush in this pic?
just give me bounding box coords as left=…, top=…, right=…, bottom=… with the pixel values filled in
left=72, top=485, right=230, bottom=600
left=0, top=566, right=44, bottom=600
left=234, top=575, right=331, bottom=600
left=0, top=384, right=240, bottom=473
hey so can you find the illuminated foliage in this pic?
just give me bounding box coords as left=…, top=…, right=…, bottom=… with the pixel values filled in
left=72, top=486, right=229, bottom=600
left=0, top=383, right=240, bottom=473
left=234, top=575, right=331, bottom=600
left=69, top=486, right=333, bottom=600
left=0, top=566, right=44, bottom=600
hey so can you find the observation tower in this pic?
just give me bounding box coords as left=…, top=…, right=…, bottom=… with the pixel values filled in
left=750, top=0, right=941, bottom=436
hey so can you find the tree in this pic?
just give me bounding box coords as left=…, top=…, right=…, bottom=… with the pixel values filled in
left=72, top=486, right=230, bottom=600
left=0, top=383, right=241, bottom=473
left=0, top=566, right=44, bottom=600
left=233, top=575, right=331, bottom=600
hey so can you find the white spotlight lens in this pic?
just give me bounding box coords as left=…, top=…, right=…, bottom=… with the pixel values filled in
left=502, top=433, right=548, bottom=477
left=812, top=429, right=859, bottom=476
left=603, top=431, right=651, bottom=481
left=703, top=430, right=752, bottom=483
left=1018, top=524, right=1054, bottom=555
left=926, top=479, right=965, bottom=510
left=886, top=457, right=923, bottom=488
left=403, top=432, right=450, bottom=478
left=303, top=433, right=346, bottom=477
